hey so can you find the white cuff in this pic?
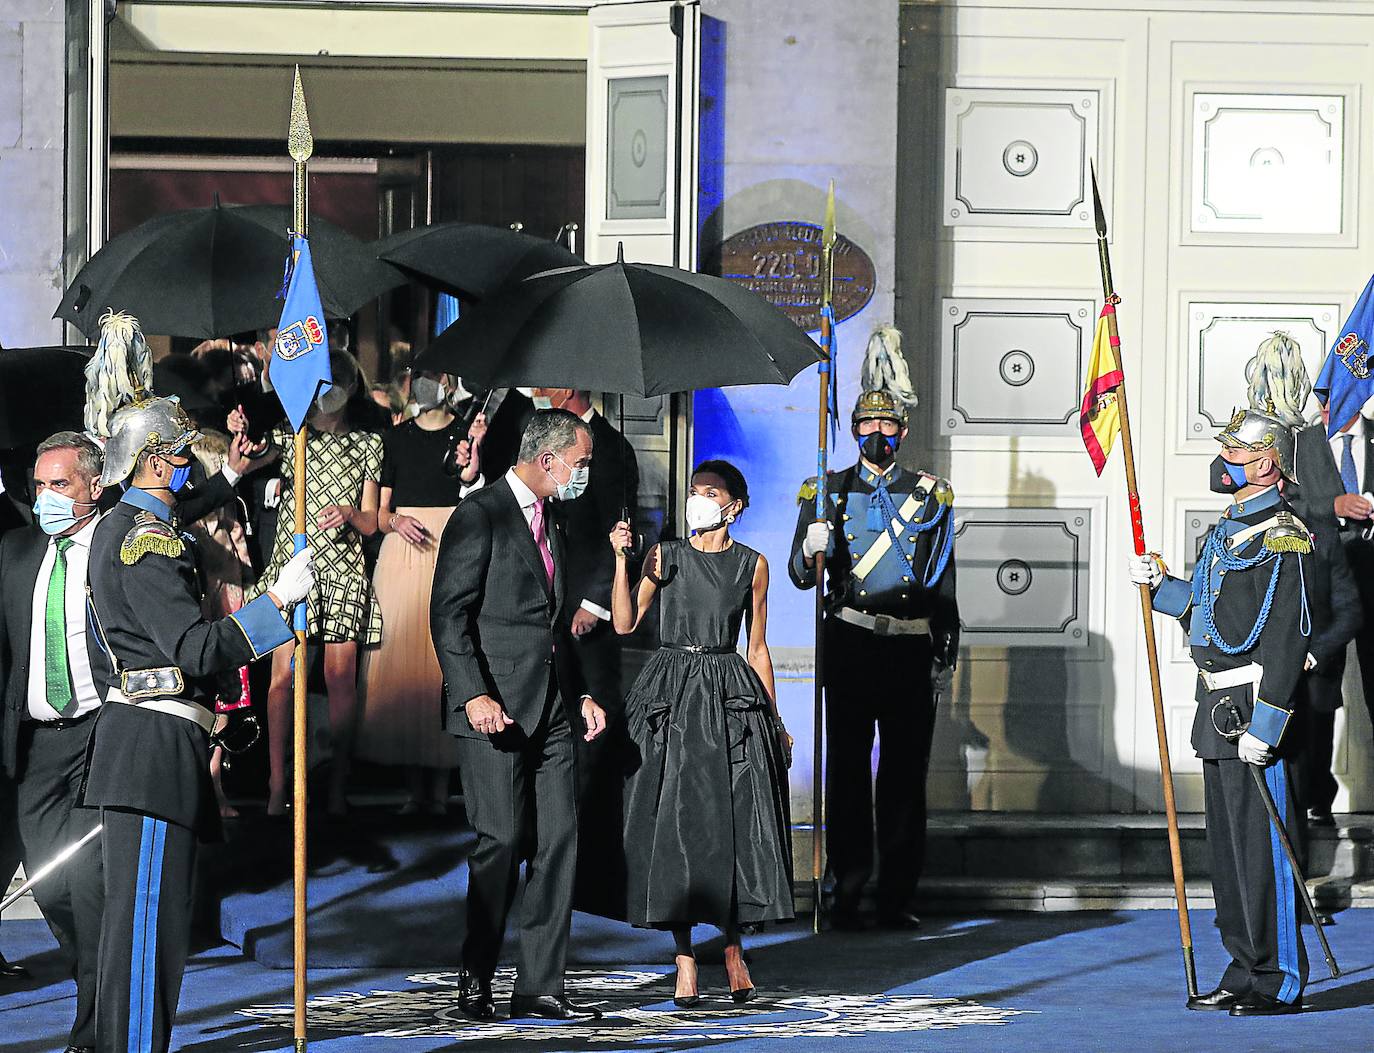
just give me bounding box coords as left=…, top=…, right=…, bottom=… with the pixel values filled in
left=221, top=465, right=241, bottom=487
left=459, top=473, right=485, bottom=499
left=263, top=479, right=283, bottom=509
left=579, top=599, right=611, bottom=621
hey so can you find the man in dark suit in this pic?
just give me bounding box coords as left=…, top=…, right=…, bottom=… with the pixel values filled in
left=431, top=408, right=607, bottom=1022
left=1289, top=404, right=1374, bottom=822
left=0, top=432, right=111, bottom=1051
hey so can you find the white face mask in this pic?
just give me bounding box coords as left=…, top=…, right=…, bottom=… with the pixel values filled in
left=315, top=384, right=349, bottom=416
left=411, top=376, right=448, bottom=410
left=516, top=387, right=536, bottom=398
left=685, top=493, right=727, bottom=533
left=531, top=395, right=555, bottom=411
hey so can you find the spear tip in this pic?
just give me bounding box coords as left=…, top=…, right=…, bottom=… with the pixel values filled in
left=1090, top=160, right=1107, bottom=239
left=288, top=65, right=314, bottom=164
left=823, top=179, right=836, bottom=249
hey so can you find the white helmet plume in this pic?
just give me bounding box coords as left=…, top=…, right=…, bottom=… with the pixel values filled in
left=84, top=309, right=153, bottom=439
left=860, top=325, right=917, bottom=408
left=1244, top=331, right=1311, bottom=429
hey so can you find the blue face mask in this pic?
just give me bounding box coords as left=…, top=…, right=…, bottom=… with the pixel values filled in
left=168, top=464, right=192, bottom=493
left=548, top=455, right=589, bottom=501
left=33, top=490, right=96, bottom=536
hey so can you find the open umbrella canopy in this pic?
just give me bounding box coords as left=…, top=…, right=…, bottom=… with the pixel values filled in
left=55, top=203, right=405, bottom=339
left=414, top=255, right=822, bottom=397
left=375, top=222, right=581, bottom=300
left=0, top=345, right=91, bottom=448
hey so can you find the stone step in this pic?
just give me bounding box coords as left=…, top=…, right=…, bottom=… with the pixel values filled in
left=923, top=813, right=1374, bottom=883
left=920, top=875, right=1374, bottom=913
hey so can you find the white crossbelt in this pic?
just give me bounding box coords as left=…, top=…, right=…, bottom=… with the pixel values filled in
left=836, top=607, right=931, bottom=637
left=1198, top=662, right=1263, bottom=693
left=106, top=687, right=216, bottom=733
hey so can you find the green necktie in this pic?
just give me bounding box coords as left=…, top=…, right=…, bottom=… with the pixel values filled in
left=44, top=537, right=75, bottom=717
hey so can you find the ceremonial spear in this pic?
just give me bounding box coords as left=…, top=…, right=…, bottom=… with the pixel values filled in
left=288, top=66, right=313, bottom=1052
left=1090, top=166, right=1198, bottom=998
left=811, top=181, right=837, bottom=933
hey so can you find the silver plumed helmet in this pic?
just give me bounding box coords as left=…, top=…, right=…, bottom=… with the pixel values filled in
left=99, top=395, right=202, bottom=487
left=1216, top=405, right=1298, bottom=483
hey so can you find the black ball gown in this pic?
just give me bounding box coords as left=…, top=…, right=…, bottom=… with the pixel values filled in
left=622, top=538, right=795, bottom=928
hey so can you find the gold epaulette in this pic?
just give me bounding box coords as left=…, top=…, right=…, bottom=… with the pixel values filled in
left=120, top=512, right=185, bottom=565
left=919, top=472, right=955, bottom=507
left=1265, top=511, right=1313, bottom=554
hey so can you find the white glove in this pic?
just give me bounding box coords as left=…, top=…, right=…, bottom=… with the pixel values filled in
left=1304, top=652, right=1318, bottom=672
left=268, top=548, right=315, bottom=608
left=1127, top=552, right=1162, bottom=588
left=802, top=521, right=833, bottom=560
left=1236, top=731, right=1272, bottom=766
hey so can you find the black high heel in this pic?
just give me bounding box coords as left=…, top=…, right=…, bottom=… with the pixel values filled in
left=730, top=984, right=756, bottom=1004
left=673, top=955, right=700, bottom=1008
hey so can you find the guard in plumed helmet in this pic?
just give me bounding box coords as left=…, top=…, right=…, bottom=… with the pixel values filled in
left=788, top=325, right=959, bottom=931
left=80, top=385, right=316, bottom=1053
left=1128, top=404, right=1313, bottom=1016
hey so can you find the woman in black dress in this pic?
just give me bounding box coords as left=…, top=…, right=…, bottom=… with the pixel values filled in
left=609, top=460, right=794, bottom=1007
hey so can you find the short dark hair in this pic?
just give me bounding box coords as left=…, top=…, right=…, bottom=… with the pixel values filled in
left=36, top=431, right=103, bottom=483
left=692, top=459, right=749, bottom=509
left=518, top=408, right=592, bottom=464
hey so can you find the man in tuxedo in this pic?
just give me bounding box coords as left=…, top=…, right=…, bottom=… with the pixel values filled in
left=1290, top=403, right=1374, bottom=822
left=0, top=432, right=111, bottom=1052
left=432, top=409, right=607, bottom=1022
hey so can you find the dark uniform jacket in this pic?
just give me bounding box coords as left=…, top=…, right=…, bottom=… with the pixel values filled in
left=0, top=524, right=114, bottom=777
left=431, top=475, right=588, bottom=739
left=787, top=461, right=959, bottom=664
left=561, top=411, right=638, bottom=620
left=81, top=487, right=292, bottom=835
left=1151, top=486, right=1311, bottom=759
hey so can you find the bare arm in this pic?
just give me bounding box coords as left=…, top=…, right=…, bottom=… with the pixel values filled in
left=610, top=527, right=660, bottom=635
left=745, top=553, right=778, bottom=708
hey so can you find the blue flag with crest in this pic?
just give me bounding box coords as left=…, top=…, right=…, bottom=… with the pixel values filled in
left=1316, top=273, right=1374, bottom=437
left=272, top=233, right=333, bottom=433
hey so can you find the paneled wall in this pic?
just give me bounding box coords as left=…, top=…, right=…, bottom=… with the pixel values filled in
left=898, top=1, right=1374, bottom=812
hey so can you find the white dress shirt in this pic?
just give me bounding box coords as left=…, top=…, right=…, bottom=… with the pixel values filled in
left=506, top=466, right=545, bottom=534
left=27, top=515, right=103, bottom=721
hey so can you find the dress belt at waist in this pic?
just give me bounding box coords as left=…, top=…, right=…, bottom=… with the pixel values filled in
left=106, top=688, right=216, bottom=733
left=1198, top=663, right=1263, bottom=692
left=661, top=642, right=737, bottom=655
left=23, top=708, right=97, bottom=731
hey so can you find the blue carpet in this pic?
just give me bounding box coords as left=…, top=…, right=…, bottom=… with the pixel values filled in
left=4, top=910, right=1372, bottom=1052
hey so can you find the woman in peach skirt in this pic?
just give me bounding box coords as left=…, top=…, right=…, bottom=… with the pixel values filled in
left=358, top=373, right=486, bottom=814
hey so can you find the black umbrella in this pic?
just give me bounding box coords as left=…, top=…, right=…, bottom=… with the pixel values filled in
left=55, top=203, right=405, bottom=339
left=0, top=345, right=91, bottom=448
left=374, top=222, right=581, bottom=300
left=413, top=253, right=822, bottom=397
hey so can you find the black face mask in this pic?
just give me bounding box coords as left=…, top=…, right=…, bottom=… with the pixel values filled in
left=860, top=431, right=898, bottom=466
left=1209, top=454, right=1250, bottom=494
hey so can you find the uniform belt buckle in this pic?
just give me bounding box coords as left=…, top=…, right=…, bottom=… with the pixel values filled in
left=872, top=614, right=893, bottom=636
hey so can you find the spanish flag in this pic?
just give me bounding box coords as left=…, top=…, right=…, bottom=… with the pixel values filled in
left=1080, top=303, right=1124, bottom=475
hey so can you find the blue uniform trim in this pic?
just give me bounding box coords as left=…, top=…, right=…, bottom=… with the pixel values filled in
left=129, top=816, right=167, bottom=1053
left=1153, top=575, right=1192, bottom=618
left=119, top=487, right=173, bottom=524
left=1249, top=699, right=1292, bottom=748
left=228, top=594, right=294, bottom=660
left=1265, top=764, right=1303, bottom=1004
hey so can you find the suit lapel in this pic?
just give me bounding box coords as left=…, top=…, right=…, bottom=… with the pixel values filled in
left=548, top=508, right=567, bottom=619
left=499, top=478, right=553, bottom=599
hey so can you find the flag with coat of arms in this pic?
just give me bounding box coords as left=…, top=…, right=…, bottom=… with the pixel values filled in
left=1079, top=302, right=1124, bottom=475
left=1315, top=272, right=1374, bottom=438
left=272, top=232, right=333, bottom=432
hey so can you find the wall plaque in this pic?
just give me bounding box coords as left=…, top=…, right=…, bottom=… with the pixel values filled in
left=717, top=222, right=876, bottom=332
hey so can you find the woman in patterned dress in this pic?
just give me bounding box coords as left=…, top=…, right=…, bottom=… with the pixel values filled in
left=241, top=350, right=384, bottom=816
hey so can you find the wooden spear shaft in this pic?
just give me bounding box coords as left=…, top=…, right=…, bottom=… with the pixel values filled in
left=288, top=65, right=313, bottom=1053
left=1092, top=170, right=1197, bottom=999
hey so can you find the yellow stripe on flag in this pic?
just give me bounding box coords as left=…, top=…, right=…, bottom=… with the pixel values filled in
left=1080, top=304, right=1124, bottom=475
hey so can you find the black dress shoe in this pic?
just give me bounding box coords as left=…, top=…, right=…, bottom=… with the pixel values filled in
left=64, top=1046, right=95, bottom=1053
left=457, top=969, right=494, bottom=1021
left=1229, top=991, right=1302, bottom=1016
left=1308, top=808, right=1336, bottom=828
left=0, top=956, right=29, bottom=979
left=508, top=994, right=603, bottom=1021
left=876, top=909, right=923, bottom=931
left=1186, top=987, right=1244, bottom=1011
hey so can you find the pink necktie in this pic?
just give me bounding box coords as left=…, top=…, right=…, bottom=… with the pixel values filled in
left=530, top=499, right=554, bottom=587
